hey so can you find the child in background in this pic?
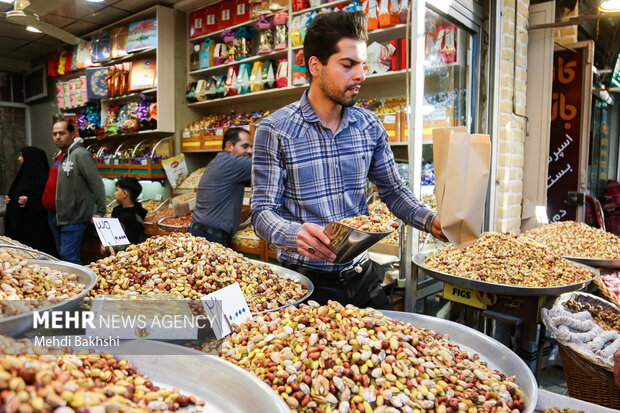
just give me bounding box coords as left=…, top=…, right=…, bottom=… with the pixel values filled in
left=102, top=177, right=148, bottom=253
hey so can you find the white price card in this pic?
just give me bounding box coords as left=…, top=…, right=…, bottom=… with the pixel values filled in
left=201, top=283, right=252, bottom=339
left=93, top=218, right=129, bottom=247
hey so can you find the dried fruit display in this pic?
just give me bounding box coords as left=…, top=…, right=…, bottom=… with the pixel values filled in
left=144, top=208, right=174, bottom=224
left=521, top=221, right=620, bottom=259
left=159, top=215, right=193, bottom=230
left=339, top=215, right=399, bottom=233
left=232, top=225, right=261, bottom=249
left=0, top=352, right=204, bottom=412
left=89, top=233, right=307, bottom=313
left=424, top=233, right=594, bottom=288
left=219, top=300, right=527, bottom=413
left=368, top=202, right=400, bottom=245
left=0, top=251, right=84, bottom=318
left=535, top=409, right=584, bottom=413
left=564, top=300, right=620, bottom=332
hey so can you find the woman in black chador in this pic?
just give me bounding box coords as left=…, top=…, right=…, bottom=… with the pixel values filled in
left=4, top=146, right=58, bottom=256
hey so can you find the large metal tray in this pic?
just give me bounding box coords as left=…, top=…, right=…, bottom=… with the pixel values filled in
left=413, top=252, right=598, bottom=296
left=0, top=260, right=97, bottom=337
left=563, top=256, right=620, bottom=270
left=114, top=340, right=290, bottom=412
left=248, top=260, right=313, bottom=314
left=383, top=310, right=537, bottom=413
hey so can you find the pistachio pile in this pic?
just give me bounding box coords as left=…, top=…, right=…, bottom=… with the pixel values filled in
left=521, top=221, right=620, bottom=259
left=368, top=202, right=400, bottom=246
left=535, top=409, right=584, bottom=413
left=232, top=225, right=261, bottom=249
left=424, top=233, right=595, bottom=288
left=144, top=208, right=174, bottom=224
left=89, top=233, right=307, bottom=313
left=0, top=353, right=204, bottom=412
left=140, top=200, right=165, bottom=214
left=339, top=215, right=399, bottom=233
left=564, top=300, right=620, bottom=332
left=219, top=301, right=526, bottom=413
left=0, top=251, right=84, bottom=318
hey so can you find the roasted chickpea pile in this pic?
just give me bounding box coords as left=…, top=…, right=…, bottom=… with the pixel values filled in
left=232, top=226, right=261, bottom=249
left=140, top=200, right=164, bottom=214
left=89, top=233, right=307, bottom=313
left=218, top=300, right=526, bottom=413
left=424, top=233, right=594, bottom=288
left=339, top=215, right=399, bottom=233
left=0, top=251, right=84, bottom=318
left=0, top=352, right=203, bottom=412
left=521, top=221, right=620, bottom=259
left=564, top=300, right=620, bottom=332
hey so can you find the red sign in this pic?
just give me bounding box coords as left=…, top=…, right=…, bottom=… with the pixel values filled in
left=547, top=49, right=584, bottom=222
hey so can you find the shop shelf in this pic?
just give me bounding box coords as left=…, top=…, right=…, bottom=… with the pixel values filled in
left=368, top=24, right=408, bottom=43
left=291, top=0, right=352, bottom=16
left=187, top=84, right=308, bottom=107
left=106, top=47, right=157, bottom=65
left=102, top=88, right=157, bottom=102
left=190, top=14, right=274, bottom=42
left=189, top=49, right=288, bottom=76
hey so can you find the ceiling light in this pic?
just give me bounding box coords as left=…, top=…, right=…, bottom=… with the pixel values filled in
left=600, top=0, right=620, bottom=12
left=26, top=26, right=42, bottom=33
left=0, top=0, right=15, bottom=3
left=85, top=0, right=105, bottom=2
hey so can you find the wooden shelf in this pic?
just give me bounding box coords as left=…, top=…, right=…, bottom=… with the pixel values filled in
left=84, top=129, right=172, bottom=141
left=368, top=24, right=408, bottom=43
left=291, top=0, right=352, bottom=16
left=189, top=49, right=287, bottom=76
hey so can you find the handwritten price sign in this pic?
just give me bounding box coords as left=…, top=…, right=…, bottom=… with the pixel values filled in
left=201, top=283, right=252, bottom=339
left=93, top=218, right=129, bottom=247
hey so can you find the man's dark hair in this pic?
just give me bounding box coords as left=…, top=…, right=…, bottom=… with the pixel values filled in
left=116, top=177, right=142, bottom=202
left=304, top=11, right=368, bottom=80
left=55, top=119, right=75, bottom=133
left=222, top=127, right=249, bottom=150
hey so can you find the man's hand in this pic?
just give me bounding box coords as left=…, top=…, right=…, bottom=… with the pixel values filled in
left=614, top=347, right=620, bottom=388
left=91, top=214, right=102, bottom=223
left=296, top=223, right=337, bottom=262
left=431, top=216, right=449, bottom=242
left=3, top=196, right=9, bottom=205
left=18, top=196, right=28, bottom=208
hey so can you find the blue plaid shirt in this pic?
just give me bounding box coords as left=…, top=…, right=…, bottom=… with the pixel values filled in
left=251, top=91, right=436, bottom=271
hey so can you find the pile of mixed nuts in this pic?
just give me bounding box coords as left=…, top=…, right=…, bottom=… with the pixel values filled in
left=219, top=301, right=526, bottom=413
left=89, top=233, right=308, bottom=313
left=0, top=352, right=203, bottom=413
left=424, top=233, right=594, bottom=288
left=521, top=221, right=620, bottom=259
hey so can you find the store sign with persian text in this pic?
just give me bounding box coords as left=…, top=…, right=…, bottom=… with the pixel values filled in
left=547, top=49, right=584, bottom=222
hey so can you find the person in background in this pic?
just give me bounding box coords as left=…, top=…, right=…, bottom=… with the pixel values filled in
left=101, top=177, right=148, bottom=254
left=42, top=120, right=106, bottom=264
left=3, top=146, right=57, bottom=256
left=189, top=127, right=252, bottom=247
left=251, top=11, right=446, bottom=309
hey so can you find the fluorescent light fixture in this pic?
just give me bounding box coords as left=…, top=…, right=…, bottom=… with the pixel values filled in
left=26, top=26, right=42, bottom=33
left=600, top=0, right=620, bottom=12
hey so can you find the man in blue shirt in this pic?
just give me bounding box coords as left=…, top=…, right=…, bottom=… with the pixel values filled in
left=252, top=11, right=447, bottom=309
left=189, top=127, right=252, bottom=246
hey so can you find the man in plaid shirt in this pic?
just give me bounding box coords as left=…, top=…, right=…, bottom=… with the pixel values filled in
left=252, top=11, right=447, bottom=309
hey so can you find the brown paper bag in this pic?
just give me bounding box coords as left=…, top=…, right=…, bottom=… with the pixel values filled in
left=432, top=128, right=491, bottom=248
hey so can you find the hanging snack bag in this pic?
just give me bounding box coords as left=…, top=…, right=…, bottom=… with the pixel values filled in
left=289, top=16, right=303, bottom=47
left=257, top=16, right=275, bottom=54
left=366, top=0, right=379, bottom=31
left=226, top=65, right=240, bottom=96
left=237, top=63, right=252, bottom=94
left=235, top=26, right=255, bottom=59
left=162, top=154, right=189, bottom=189
left=378, top=0, right=397, bottom=28
left=215, top=74, right=228, bottom=98
left=438, top=26, right=457, bottom=64
left=274, top=12, right=288, bottom=50
left=206, top=77, right=218, bottom=99
left=213, top=43, right=229, bottom=66
left=262, top=59, right=277, bottom=89
left=398, top=0, right=409, bottom=23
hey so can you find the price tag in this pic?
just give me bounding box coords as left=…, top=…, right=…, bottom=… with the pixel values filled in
left=93, top=218, right=129, bottom=247
left=201, top=283, right=252, bottom=339
left=443, top=283, right=493, bottom=310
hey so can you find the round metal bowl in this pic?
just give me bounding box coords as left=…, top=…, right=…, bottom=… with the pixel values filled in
left=248, top=260, right=313, bottom=314
left=413, top=252, right=598, bottom=296
left=0, top=260, right=97, bottom=337
left=324, top=221, right=399, bottom=263
left=382, top=310, right=538, bottom=413
left=112, top=340, right=291, bottom=412
left=563, top=256, right=620, bottom=270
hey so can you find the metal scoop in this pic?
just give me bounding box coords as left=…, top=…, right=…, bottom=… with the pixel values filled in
left=324, top=221, right=399, bottom=263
